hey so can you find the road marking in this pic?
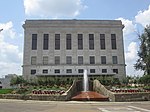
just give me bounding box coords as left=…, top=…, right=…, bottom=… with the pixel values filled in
left=129, top=106, right=150, bottom=112
left=98, top=107, right=141, bottom=112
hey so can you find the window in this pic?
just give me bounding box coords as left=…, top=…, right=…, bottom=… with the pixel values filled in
left=43, top=56, right=48, bottom=65
left=55, top=34, right=60, bottom=50
left=31, top=69, right=36, bottom=75
left=102, top=69, right=107, bottom=73
left=43, top=34, right=49, bottom=50
left=89, top=34, right=94, bottom=50
left=111, top=34, right=117, bottom=49
left=66, top=34, right=71, bottom=50
left=78, top=56, right=83, bottom=64
left=101, top=56, right=106, bottom=64
left=100, top=34, right=105, bottom=49
left=90, top=69, right=95, bottom=73
left=112, top=56, right=118, bottom=64
left=66, top=56, right=72, bottom=64
left=78, top=69, right=84, bottom=73
left=113, top=69, right=118, bottom=74
left=43, top=69, right=48, bottom=74
left=66, top=69, right=72, bottom=73
left=90, top=56, right=95, bottom=64
left=55, top=56, right=60, bottom=64
left=55, top=69, right=60, bottom=73
left=31, top=56, right=36, bottom=65
left=78, top=34, right=83, bottom=50
left=32, top=34, right=37, bottom=50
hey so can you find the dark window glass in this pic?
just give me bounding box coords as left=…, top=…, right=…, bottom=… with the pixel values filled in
left=43, top=69, right=48, bottom=74
left=43, top=56, right=48, bottom=65
left=78, top=34, right=83, bottom=50
left=100, top=34, right=105, bottom=49
left=78, top=56, right=83, bottom=64
left=78, top=69, right=84, bottom=73
left=55, top=56, right=60, bottom=64
left=55, top=69, right=60, bottom=73
left=112, top=56, right=118, bottom=64
left=113, top=69, right=118, bottom=74
left=66, top=34, right=71, bottom=50
left=111, top=34, right=117, bottom=49
left=31, top=69, right=36, bottom=75
left=89, top=34, right=94, bottom=50
left=43, top=34, right=49, bottom=50
left=31, top=56, right=36, bottom=65
left=101, top=56, right=106, bottom=64
left=32, top=34, right=37, bottom=50
left=55, top=34, right=60, bottom=50
left=90, top=69, right=95, bottom=73
left=66, top=56, right=72, bottom=64
left=66, top=69, right=72, bottom=73
left=102, top=69, right=107, bottom=73
left=90, top=56, right=95, bottom=64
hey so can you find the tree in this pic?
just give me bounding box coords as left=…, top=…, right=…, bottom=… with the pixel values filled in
left=134, top=25, right=150, bottom=75
left=10, top=76, right=27, bottom=86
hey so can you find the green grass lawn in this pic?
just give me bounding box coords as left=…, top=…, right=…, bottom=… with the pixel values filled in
left=0, top=89, right=13, bottom=94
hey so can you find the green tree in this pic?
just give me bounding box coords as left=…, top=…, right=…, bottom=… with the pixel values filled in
left=134, top=25, right=150, bottom=75
left=10, top=76, right=26, bottom=86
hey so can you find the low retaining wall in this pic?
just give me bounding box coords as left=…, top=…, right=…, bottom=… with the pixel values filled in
left=0, top=80, right=77, bottom=101
left=93, top=80, right=150, bottom=102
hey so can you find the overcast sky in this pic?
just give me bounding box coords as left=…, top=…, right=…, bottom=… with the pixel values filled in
left=0, top=0, right=150, bottom=78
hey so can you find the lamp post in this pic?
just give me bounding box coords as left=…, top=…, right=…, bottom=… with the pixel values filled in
left=0, top=29, right=3, bottom=32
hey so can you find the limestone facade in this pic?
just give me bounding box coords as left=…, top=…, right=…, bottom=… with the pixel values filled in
left=22, top=20, right=126, bottom=80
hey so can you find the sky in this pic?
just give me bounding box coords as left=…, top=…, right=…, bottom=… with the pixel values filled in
left=0, top=0, right=150, bottom=78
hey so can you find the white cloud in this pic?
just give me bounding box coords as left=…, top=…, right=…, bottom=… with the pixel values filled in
left=125, top=42, right=138, bottom=62
left=24, top=0, right=87, bottom=17
left=0, top=22, right=23, bottom=77
left=116, top=18, right=136, bottom=36
left=135, top=5, right=150, bottom=27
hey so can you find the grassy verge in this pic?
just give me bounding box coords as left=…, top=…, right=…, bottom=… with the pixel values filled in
left=0, top=89, right=13, bottom=94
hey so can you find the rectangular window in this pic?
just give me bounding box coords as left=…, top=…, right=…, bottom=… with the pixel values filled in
left=113, top=69, right=118, bottom=74
left=100, top=34, right=105, bottom=49
left=31, top=56, right=36, bottom=65
left=78, top=69, right=84, bottom=73
left=43, top=56, right=48, bottom=65
left=90, top=69, right=95, bottom=73
left=31, top=69, right=36, bottom=75
left=66, top=69, right=72, bottom=73
left=43, top=69, right=48, bottom=74
left=32, top=34, right=37, bottom=50
left=111, top=34, right=117, bottom=49
left=55, top=56, right=60, bottom=64
left=102, top=69, right=107, bottom=73
left=90, top=56, right=95, bottom=64
left=66, top=34, right=71, bottom=50
left=78, top=56, right=83, bottom=64
left=101, top=56, right=106, bottom=64
left=112, top=56, right=118, bottom=64
left=55, top=69, right=60, bottom=73
left=89, top=34, right=94, bottom=50
left=78, top=34, right=83, bottom=50
left=55, top=34, right=60, bottom=50
left=43, top=34, right=49, bottom=50
left=66, top=56, right=72, bottom=64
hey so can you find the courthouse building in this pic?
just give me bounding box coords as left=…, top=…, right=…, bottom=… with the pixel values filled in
left=22, top=20, right=126, bottom=80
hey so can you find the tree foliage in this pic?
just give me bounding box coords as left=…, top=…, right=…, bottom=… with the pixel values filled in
left=134, top=25, right=150, bottom=75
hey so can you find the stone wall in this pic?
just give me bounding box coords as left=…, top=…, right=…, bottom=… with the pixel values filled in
left=0, top=80, right=78, bottom=101
left=93, top=79, right=150, bottom=102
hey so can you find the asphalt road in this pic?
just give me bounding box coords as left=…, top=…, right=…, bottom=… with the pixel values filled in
left=0, top=99, right=150, bottom=112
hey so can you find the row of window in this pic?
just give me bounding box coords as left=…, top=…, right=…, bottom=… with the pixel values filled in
left=32, top=34, right=117, bottom=50
left=31, top=68, right=118, bottom=75
left=31, top=56, right=118, bottom=65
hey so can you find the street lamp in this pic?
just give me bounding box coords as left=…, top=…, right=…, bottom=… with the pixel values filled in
left=0, top=29, right=3, bottom=32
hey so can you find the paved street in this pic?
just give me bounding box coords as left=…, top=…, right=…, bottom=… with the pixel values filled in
left=0, top=99, right=150, bottom=112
